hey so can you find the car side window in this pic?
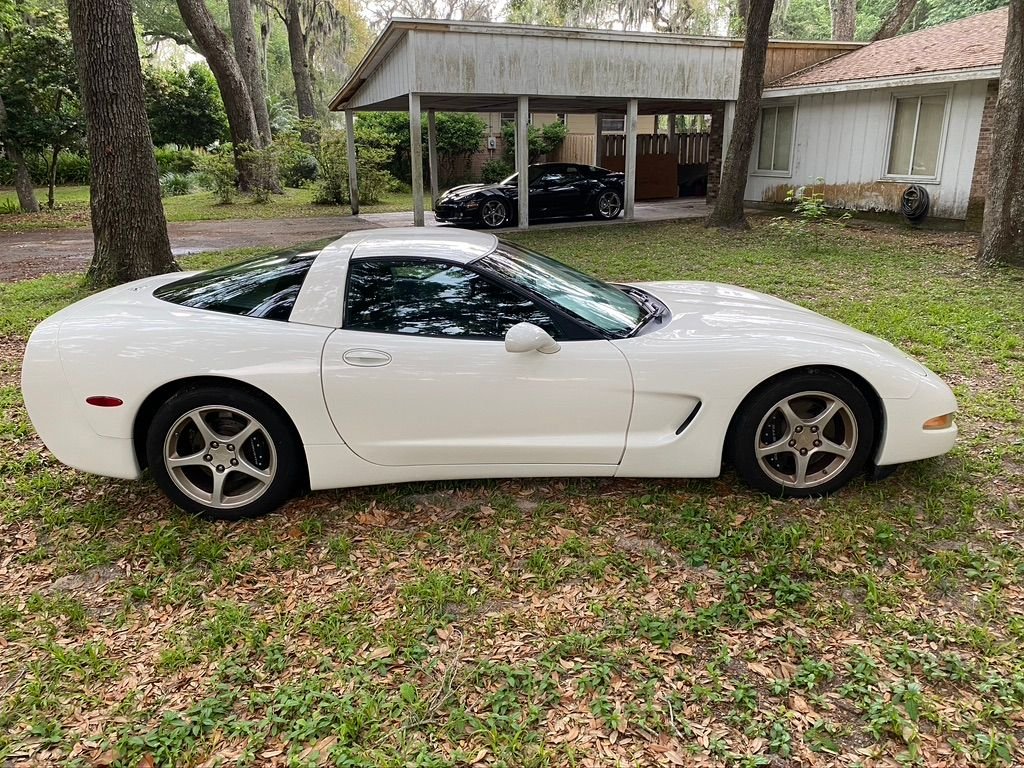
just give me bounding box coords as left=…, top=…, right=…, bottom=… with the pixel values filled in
left=344, top=258, right=563, bottom=339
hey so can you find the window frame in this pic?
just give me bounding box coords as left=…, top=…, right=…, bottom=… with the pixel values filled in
left=341, top=255, right=602, bottom=342
left=599, top=116, right=626, bottom=133
left=881, top=89, right=951, bottom=183
left=752, top=102, right=797, bottom=178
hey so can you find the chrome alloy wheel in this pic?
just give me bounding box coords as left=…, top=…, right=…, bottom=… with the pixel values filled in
left=480, top=199, right=508, bottom=227
left=754, top=391, right=858, bottom=490
left=597, top=191, right=621, bottom=218
left=162, top=405, right=277, bottom=510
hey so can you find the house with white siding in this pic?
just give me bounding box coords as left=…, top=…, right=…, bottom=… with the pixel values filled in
left=746, top=8, right=1006, bottom=224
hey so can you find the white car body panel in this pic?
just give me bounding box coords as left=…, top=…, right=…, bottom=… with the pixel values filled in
left=21, top=227, right=957, bottom=492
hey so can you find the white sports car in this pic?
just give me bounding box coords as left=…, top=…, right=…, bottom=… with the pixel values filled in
left=22, top=228, right=957, bottom=520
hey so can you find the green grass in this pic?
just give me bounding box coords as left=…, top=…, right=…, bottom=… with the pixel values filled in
left=1, top=219, right=1023, bottom=766
left=0, top=185, right=414, bottom=232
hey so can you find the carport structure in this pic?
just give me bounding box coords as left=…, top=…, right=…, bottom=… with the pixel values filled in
left=328, top=20, right=857, bottom=229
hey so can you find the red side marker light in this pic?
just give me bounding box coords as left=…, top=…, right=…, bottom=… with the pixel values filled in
left=86, top=396, right=123, bottom=407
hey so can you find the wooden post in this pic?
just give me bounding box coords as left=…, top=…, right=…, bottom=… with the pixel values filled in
left=426, top=109, right=440, bottom=209
left=516, top=95, right=529, bottom=230
left=409, top=93, right=424, bottom=226
left=344, top=110, right=359, bottom=216
left=595, top=112, right=604, bottom=166
left=624, top=98, right=638, bottom=220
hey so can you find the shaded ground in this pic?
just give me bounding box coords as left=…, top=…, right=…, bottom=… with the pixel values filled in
left=0, top=216, right=378, bottom=281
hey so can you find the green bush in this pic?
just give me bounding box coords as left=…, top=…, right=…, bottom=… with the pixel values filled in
left=160, top=171, right=195, bottom=197
left=501, top=120, right=568, bottom=163
left=144, top=64, right=228, bottom=149
left=481, top=159, right=513, bottom=184
left=313, top=129, right=395, bottom=206
left=281, top=153, right=319, bottom=187
left=196, top=149, right=237, bottom=204
left=352, top=112, right=485, bottom=186
left=155, top=147, right=202, bottom=175
left=240, top=143, right=280, bottom=204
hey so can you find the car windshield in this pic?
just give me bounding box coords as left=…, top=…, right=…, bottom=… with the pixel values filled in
left=499, top=166, right=546, bottom=186
left=480, top=242, right=644, bottom=337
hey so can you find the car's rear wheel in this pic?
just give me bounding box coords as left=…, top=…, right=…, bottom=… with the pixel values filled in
left=478, top=199, right=509, bottom=229
left=730, top=372, right=874, bottom=497
left=146, top=386, right=300, bottom=520
left=593, top=190, right=622, bottom=220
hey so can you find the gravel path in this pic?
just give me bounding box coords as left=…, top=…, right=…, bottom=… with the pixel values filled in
left=0, top=216, right=379, bottom=281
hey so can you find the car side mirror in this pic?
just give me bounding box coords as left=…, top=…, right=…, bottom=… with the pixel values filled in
left=504, top=322, right=560, bottom=354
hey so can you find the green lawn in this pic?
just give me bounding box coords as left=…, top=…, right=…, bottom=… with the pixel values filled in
left=1, top=221, right=1023, bottom=767
left=0, top=185, right=414, bottom=232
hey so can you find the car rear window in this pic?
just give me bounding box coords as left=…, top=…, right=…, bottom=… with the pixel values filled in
left=153, top=245, right=320, bottom=321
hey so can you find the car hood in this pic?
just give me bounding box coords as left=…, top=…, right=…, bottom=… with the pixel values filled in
left=438, top=183, right=508, bottom=202
left=632, top=280, right=917, bottom=358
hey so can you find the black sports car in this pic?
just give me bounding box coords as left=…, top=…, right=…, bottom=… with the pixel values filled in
left=434, top=162, right=625, bottom=229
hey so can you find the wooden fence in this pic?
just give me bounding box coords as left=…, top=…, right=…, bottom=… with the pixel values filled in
left=551, top=131, right=711, bottom=166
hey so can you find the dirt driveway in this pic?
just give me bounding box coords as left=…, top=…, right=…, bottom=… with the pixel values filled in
left=0, top=216, right=379, bottom=281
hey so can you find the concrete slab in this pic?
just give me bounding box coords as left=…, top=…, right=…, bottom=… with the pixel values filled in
left=358, top=198, right=710, bottom=230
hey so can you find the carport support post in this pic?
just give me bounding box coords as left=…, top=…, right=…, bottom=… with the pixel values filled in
left=624, top=98, right=638, bottom=220
left=426, top=109, right=440, bottom=208
left=409, top=93, right=425, bottom=226
left=516, top=95, right=529, bottom=230
left=345, top=110, right=359, bottom=216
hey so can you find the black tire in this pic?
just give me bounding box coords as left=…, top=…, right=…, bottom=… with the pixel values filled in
left=593, top=189, right=622, bottom=220
left=729, top=371, right=874, bottom=497
left=146, top=385, right=301, bottom=520
left=477, top=198, right=510, bottom=229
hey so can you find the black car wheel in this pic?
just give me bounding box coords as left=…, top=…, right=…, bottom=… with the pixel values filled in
left=146, top=386, right=301, bottom=520
left=730, top=372, right=874, bottom=497
left=593, top=190, right=622, bottom=220
left=478, top=199, right=510, bottom=229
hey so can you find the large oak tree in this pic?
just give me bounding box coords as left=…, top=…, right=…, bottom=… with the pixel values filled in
left=705, top=0, right=775, bottom=230
left=979, top=0, right=1024, bottom=267
left=67, top=0, right=176, bottom=287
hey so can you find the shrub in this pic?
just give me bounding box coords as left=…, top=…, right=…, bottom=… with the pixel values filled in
left=239, top=143, right=281, bottom=203
left=312, top=129, right=395, bottom=206
left=144, top=64, right=228, bottom=149
left=501, top=120, right=568, bottom=163
left=160, top=171, right=195, bottom=197
left=481, top=159, right=513, bottom=184
left=281, top=153, right=319, bottom=187
left=769, top=178, right=851, bottom=247
left=155, top=147, right=202, bottom=175
left=196, top=149, right=237, bottom=204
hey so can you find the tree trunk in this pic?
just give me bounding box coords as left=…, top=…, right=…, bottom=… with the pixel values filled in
left=0, top=93, right=39, bottom=213
left=872, top=0, right=918, bottom=40
left=228, top=0, right=272, bottom=142
left=67, top=0, right=176, bottom=288
left=706, top=0, right=775, bottom=230
left=829, top=0, right=856, bottom=40
left=176, top=0, right=262, bottom=190
left=47, top=144, right=59, bottom=210
left=979, top=0, right=1024, bottom=268
left=284, top=0, right=317, bottom=135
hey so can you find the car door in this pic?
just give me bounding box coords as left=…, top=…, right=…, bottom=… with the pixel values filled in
left=320, top=256, right=634, bottom=467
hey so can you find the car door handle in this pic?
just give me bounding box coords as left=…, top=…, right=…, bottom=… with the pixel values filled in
left=342, top=348, right=392, bottom=367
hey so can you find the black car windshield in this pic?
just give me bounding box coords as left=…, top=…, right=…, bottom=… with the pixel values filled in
left=480, top=242, right=644, bottom=337
left=499, top=166, right=546, bottom=186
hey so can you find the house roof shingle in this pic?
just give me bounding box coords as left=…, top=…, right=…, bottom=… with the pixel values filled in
left=769, top=7, right=1007, bottom=89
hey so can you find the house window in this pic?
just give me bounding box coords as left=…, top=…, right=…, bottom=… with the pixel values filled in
left=757, top=105, right=795, bottom=173
left=500, top=112, right=516, bottom=127
left=886, top=94, right=946, bottom=178
left=600, top=116, right=625, bottom=132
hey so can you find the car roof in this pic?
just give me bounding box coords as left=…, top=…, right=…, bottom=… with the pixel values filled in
left=336, top=227, right=500, bottom=264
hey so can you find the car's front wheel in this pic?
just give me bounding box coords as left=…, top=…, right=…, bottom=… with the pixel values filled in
left=730, top=372, right=874, bottom=496
left=478, top=199, right=510, bottom=229
left=146, top=386, right=301, bottom=520
left=593, top=190, right=622, bottom=220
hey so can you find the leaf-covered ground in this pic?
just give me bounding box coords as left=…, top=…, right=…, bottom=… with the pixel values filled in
left=1, top=220, right=1022, bottom=767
